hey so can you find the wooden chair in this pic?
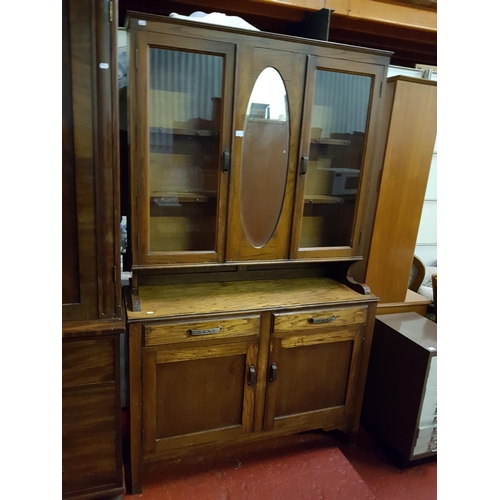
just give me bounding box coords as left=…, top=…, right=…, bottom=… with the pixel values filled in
left=408, top=254, right=426, bottom=292
left=431, top=273, right=437, bottom=321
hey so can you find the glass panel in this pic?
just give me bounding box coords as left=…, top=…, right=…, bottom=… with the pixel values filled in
left=240, top=67, right=289, bottom=248
left=148, top=48, right=223, bottom=252
left=299, top=71, right=372, bottom=249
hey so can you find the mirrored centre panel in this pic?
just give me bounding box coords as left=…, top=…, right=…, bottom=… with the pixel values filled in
left=240, top=67, right=290, bottom=248
left=299, top=70, right=372, bottom=249
left=148, top=47, right=223, bottom=253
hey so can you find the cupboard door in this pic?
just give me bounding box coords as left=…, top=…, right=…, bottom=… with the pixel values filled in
left=130, top=30, right=235, bottom=265
left=226, top=48, right=307, bottom=261
left=63, top=0, right=121, bottom=321
left=263, top=308, right=365, bottom=432
left=143, top=340, right=258, bottom=458
left=290, top=57, right=386, bottom=260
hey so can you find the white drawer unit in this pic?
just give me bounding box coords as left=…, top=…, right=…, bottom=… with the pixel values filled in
left=415, top=356, right=437, bottom=455
left=362, top=312, right=437, bottom=466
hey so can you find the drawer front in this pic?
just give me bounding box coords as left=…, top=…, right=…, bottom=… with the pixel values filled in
left=413, top=433, right=437, bottom=457
left=272, top=306, right=367, bottom=335
left=62, top=385, right=117, bottom=432
left=62, top=431, right=120, bottom=495
left=62, top=337, right=116, bottom=388
left=144, top=315, right=260, bottom=346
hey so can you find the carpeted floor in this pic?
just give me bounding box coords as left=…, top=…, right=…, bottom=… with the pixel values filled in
left=124, top=427, right=437, bottom=499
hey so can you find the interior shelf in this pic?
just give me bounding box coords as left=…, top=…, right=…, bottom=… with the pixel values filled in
left=150, top=126, right=218, bottom=137
left=151, top=192, right=217, bottom=204
left=310, top=138, right=351, bottom=146
left=304, top=194, right=354, bottom=204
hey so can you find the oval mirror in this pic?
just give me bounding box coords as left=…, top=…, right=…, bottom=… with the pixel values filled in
left=240, top=67, right=289, bottom=248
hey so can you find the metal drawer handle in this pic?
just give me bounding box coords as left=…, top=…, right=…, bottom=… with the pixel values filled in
left=187, top=326, right=222, bottom=336
left=308, top=316, right=338, bottom=324
left=248, top=365, right=256, bottom=386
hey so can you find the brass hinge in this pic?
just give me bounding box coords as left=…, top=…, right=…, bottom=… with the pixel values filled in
left=112, top=265, right=117, bottom=282
left=358, top=230, right=363, bottom=245
left=135, top=49, right=138, bottom=70
left=109, top=0, right=113, bottom=23
left=379, top=81, right=383, bottom=97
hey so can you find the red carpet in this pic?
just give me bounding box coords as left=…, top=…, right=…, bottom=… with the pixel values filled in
left=125, top=429, right=436, bottom=499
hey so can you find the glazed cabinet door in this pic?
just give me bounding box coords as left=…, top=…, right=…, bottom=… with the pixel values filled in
left=142, top=317, right=259, bottom=459
left=290, top=56, right=386, bottom=260
left=263, top=306, right=366, bottom=432
left=225, top=47, right=307, bottom=261
left=129, top=28, right=235, bottom=266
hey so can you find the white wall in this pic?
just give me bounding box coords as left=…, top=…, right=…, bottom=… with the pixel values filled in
left=415, top=137, right=437, bottom=266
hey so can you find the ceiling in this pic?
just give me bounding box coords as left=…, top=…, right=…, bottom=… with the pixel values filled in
left=118, top=0, right=437, bottom=68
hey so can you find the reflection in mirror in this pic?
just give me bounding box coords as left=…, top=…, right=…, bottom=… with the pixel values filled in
left=240, top=67, right=289, bottom=248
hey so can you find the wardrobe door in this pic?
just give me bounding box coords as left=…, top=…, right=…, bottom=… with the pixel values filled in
left=62, top=0, right=121, bottom=322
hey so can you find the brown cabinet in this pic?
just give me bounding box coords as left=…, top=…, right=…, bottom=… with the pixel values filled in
left=361, top=312, right=437, bottom=466
left=122, top=11, right=391, bottom=495
left=126, top=278, right=378, bottom=492
left=62, top=0, right=124, bottom=497
left=125, top=12, right=390, bottom=271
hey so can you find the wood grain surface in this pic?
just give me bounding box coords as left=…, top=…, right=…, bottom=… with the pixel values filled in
left=125, top=277, right=374, bottom=321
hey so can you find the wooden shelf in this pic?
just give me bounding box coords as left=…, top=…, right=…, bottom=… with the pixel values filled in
left=310, top=138, right=351, bottom=146
left=150, top=126, right=217, bottom=137
left=151, top=192, right=217, bottom=204
left=304, top=194, right=356, bottom=204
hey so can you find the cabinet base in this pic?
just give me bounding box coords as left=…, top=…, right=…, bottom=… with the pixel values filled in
left=126, top=427, right=358, bottom=495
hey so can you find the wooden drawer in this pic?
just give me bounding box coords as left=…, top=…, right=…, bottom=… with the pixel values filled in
left=62, top=385, right=117, bottom=432
left=144, top=315, right=260, bottom=346
left=272, top=306, right=367, bottom=335
left=62, top=431, right=120, bottom=495
left=62, top=337, right=116, bottom=388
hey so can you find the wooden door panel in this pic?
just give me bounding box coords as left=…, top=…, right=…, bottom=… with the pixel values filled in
left=62, top=0, right=98, bottom=321
left=156, top=355, right=246, bottom=438
left=275, top=341, right=353, bottom=417
left=62, top=0, right=120, bottom=321
left=264, top=323, right=364, bottom=431
left=144, top=341, right=258, bottom=456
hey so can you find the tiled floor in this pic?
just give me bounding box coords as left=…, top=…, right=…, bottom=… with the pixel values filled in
left=124, top=428, right=437, bottom=499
